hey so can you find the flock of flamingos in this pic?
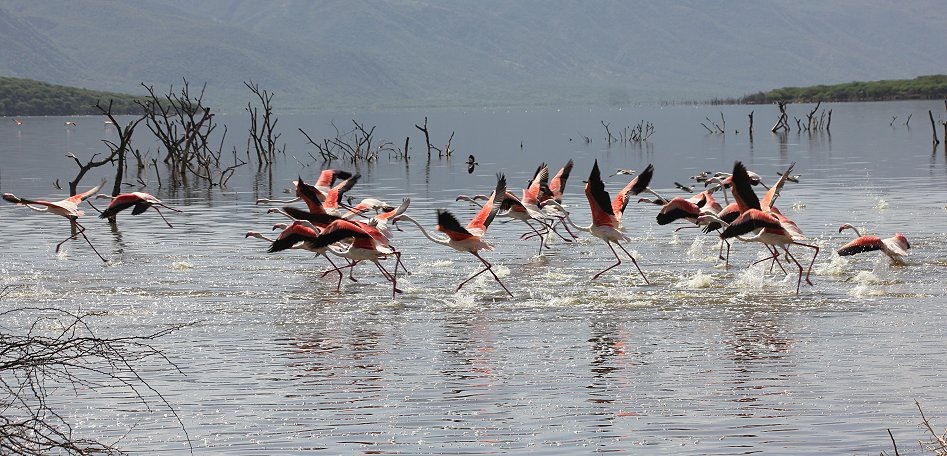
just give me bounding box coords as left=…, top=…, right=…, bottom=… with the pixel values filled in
left=1, top=159, right=910, bottom=297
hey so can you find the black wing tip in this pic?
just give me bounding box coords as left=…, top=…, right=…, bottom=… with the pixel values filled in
left=333, top=170, right=354, bottom=180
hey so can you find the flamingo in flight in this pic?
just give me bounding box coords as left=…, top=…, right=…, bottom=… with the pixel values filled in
left=2, top=179, right=108, bottom=262
left=497, top=163, right=564, bottom=254
left=255, top=169, right=353, bottom=205
left=544, top=160, right=650, bottom=283
left=837, top=223, right=910, bottom=263
left=290, top=218, right=405, bottom=297
left=399, top=174, right=513, bottom=297
left=97, top=192, right=183, bottom=227
left=247, top=219, right=355, bottom=291
left=714, top=161, right=819, bottom=294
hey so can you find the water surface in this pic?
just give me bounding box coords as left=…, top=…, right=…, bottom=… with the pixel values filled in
left=1, top=101, right=946, bottom=454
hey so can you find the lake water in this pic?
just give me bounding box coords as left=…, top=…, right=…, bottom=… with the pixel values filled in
left=1, top=101, right=946, bottom=454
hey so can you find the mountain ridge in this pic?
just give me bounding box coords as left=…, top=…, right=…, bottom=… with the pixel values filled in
left=2, top=1, right=945, bottom=110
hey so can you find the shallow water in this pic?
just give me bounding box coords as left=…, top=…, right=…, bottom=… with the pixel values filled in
left=1, top=101, right=946, bottom=454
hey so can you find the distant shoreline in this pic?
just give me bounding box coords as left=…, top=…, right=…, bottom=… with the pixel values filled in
left=709, top=74, right=947, bottom=105
left=4, top=74, right=947, bottom=116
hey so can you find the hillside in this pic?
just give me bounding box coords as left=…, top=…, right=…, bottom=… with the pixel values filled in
left=2, top=1, right=947, bottom=110
left=0, top=76, right=142, bottom=116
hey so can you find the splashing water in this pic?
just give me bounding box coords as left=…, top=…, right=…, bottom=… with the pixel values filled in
left=173, top=261, right=194, bottom=270
left=679, top=270, right=714, bottom=289
left=816, top=255, right=850, bottom=276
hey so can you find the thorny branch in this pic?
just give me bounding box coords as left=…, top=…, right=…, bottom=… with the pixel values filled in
left=0, top=305, right=195, bottom=455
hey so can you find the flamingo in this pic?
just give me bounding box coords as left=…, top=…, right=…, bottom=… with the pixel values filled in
left=255, top=169, right=353, bottom=205
left=499, top=163, right=564, bottom=254
left=655, top=190, right=723, bottom=228
left=398, top=174, right=513, bottom=296
left=544, top=160, right=650, bottom=283
left=837, top=223, right=910, bottom=263
left=366, top=198, right=411, bottom=238
left=295, top=219, right=405, bottom=297
left=715, top=161, right=819, bottom=294
left=96, top=192, right=183, bottom=227
left=542, top=159, right=574, bottom=204
left=246, top=219, right=354, bottom=291
left=2, top=179, right=108, bottom=262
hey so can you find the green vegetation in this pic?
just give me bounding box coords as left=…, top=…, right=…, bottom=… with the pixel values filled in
left=0, top=76, right=143, bottom=116
left=740, top=75, right=947, bottom=104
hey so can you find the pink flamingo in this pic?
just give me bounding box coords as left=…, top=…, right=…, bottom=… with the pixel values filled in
left=3, top=179, right=108, bottom=262
left=716, top=161, right=819, bottom=294
left=398, top=174, right=512, bottom=296
left=545, top=160, right=650, bottom=283
left=96, top=192, right=183, bottom=227
left=837, top=223, right=910, bottom=263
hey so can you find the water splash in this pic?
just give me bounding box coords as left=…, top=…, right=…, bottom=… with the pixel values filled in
left=874, top=198, right=889, bottom=210
left=679, top=270, right=714, bottom=289
left=173, top=261, right=194, bottom=270
left=816, top=254, right=850, bottom=276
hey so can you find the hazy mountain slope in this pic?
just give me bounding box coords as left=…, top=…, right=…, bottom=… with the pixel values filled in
left=1, top=1, right=945, bottom=110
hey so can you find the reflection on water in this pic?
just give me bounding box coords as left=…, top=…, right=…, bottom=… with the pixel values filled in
left=1, top=101, right=947, bottom=454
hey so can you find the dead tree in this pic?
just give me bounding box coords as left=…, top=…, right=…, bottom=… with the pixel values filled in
left=701, top=113, right=725, bottom=134
left=771, top=101, right=790, bottom=133
left=300, top=120, right=396, bottom=163
left=628, top=120, right=654, bottom=142
left=929, top=110, right=941, bottom=146
left=602, top=120, right=617, bottom=144
left=137, top=79, right=244, bottom=186
left=244, top=80, right=285, bottom=167
left=805, top=101, right=822, bottom=131
left=415, top=117, right=434, bottom=158
left=0, top=305, right=193, bottom=455
left=96, top=100, right=145, bottom=198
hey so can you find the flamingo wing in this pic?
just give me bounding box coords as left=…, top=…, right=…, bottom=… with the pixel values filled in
left=324, top=173, right=361, bottom=208
left=586, top=160, right=619, bottom=227
left=837, top=236, right=885, bottom=256
left=315, top=169, right=353, bottom=189
left=761, top=162, right=796, bottom=211
left=523, top=163, right=549, bottom=205
left=74, top=179, right=107, bottom=202
left=375, top=198, right=410, bottom=221
left=719, top=209, right=781, bottom=239
left=295, top=176, right=328, bottom=214
left=438, top=209, right=475, bottom=241
left=612, top=164, right=654, bottom=216
left=280, top=206, right=341, bottom=229
left=467, top=173, right=507, bottom=233
left=729, top=162, right=761, bottom=212
left=99, top=193, right=142, bottom=218
left=656, top=197, right=700, bottom=225
left=548, top=159, right=574, bottom=201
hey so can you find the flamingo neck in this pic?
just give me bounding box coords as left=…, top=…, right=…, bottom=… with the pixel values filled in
left=398, top=216, right=451, bottom=245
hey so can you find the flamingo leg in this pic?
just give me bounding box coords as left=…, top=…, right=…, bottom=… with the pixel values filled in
left=544, top=218, right=574, bottom=243
left=522, top=219, right=547, bottom=254
left=792, top=241, right=820, bottom=286
left=373, top=260, right=402, bottom=297
left=613, top=241, right=650, bottom=285
left=457, top=252, right=513, bottom=298
left=58, top=220, right=107, bottom=263
left=591, top=241, right=623, bottom=281
left=321, top=254, right=345, bottom=290
left=781, top=246, right=805, bottom=295
left=673, top=225, right=701, bottom=232
left=152, top=207, right=174, bottom=228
